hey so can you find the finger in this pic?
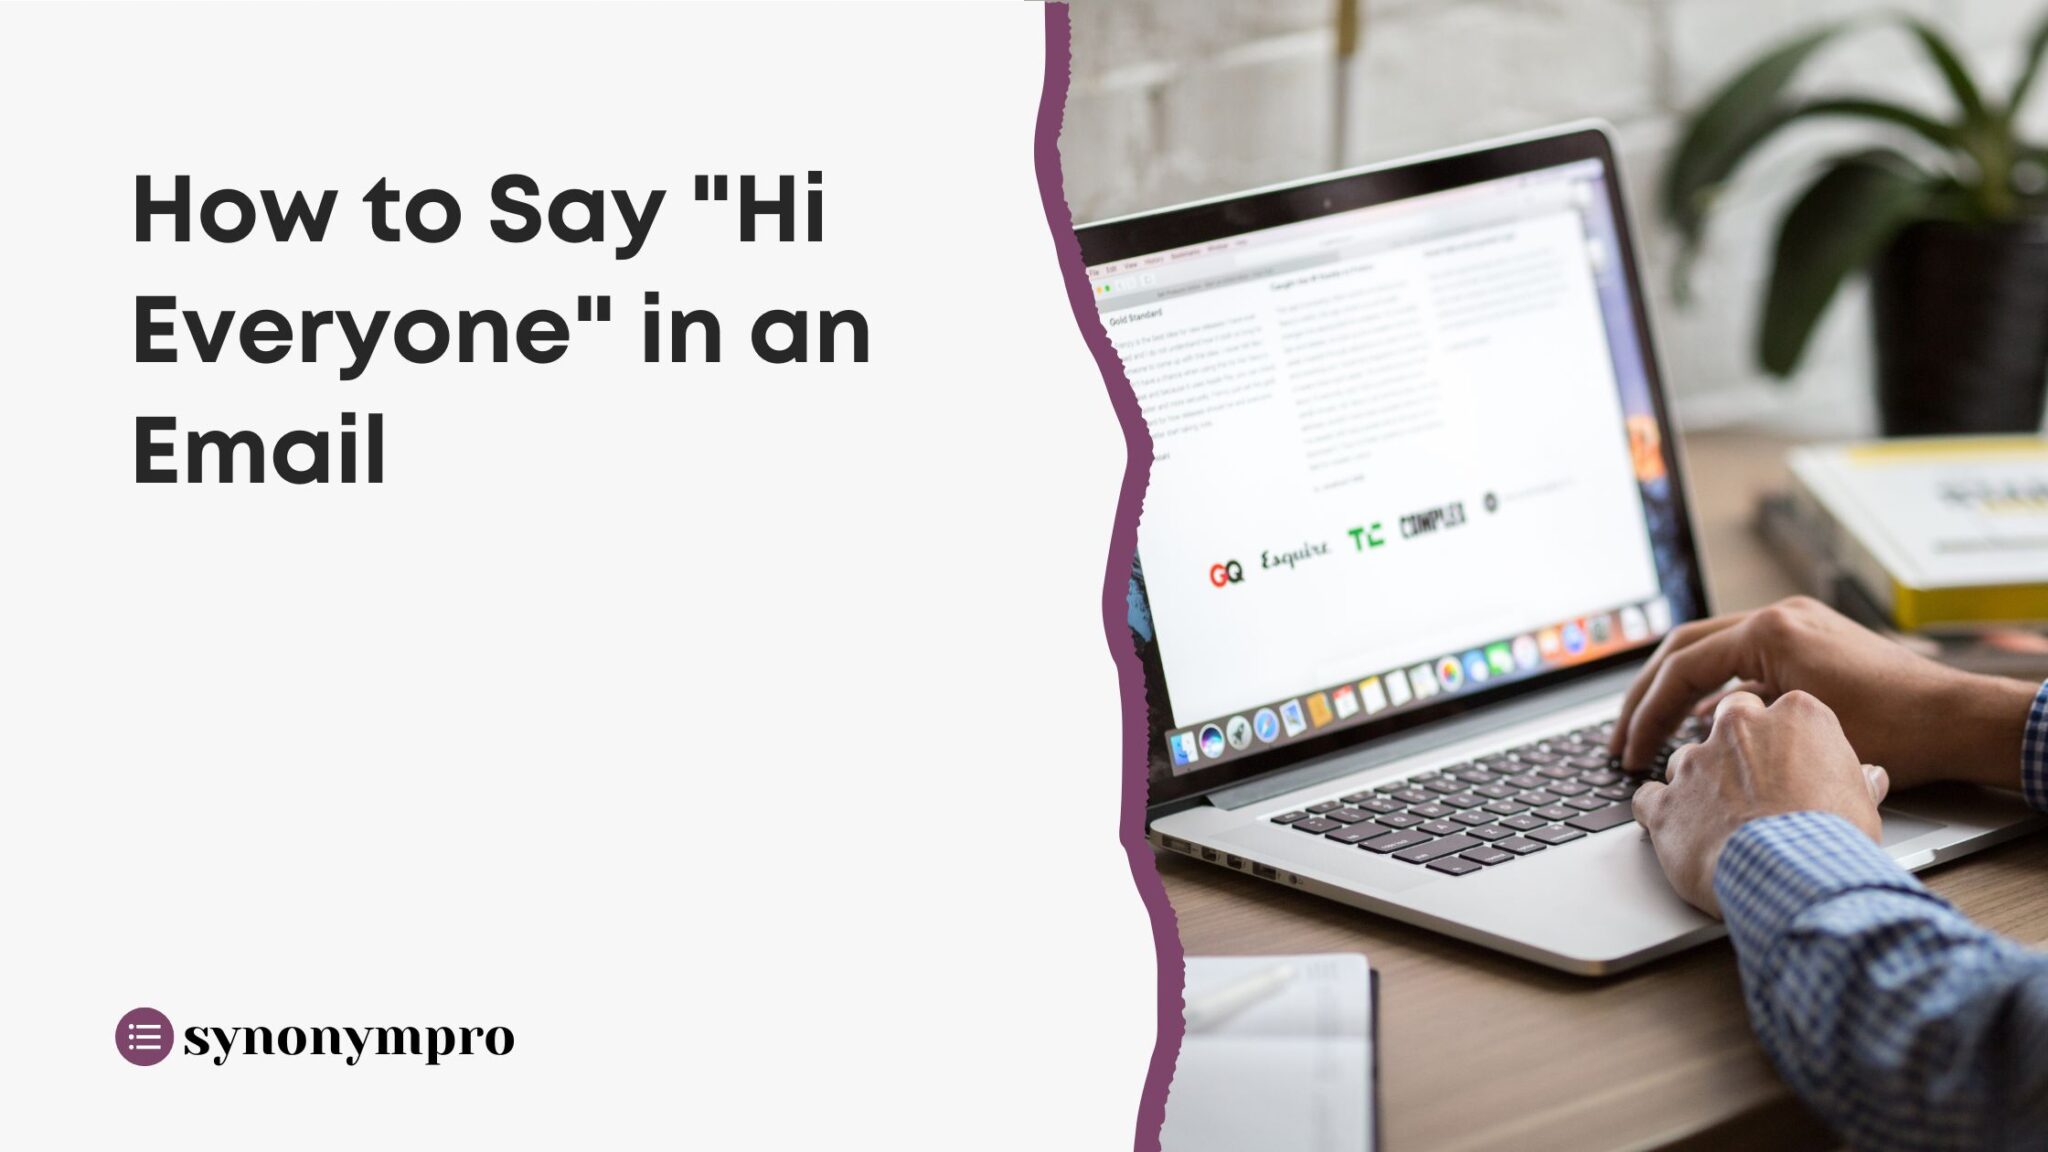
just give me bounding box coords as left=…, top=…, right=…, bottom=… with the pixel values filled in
left=1609, top=614, right=1747, bottom=755
left=1692, top=680, right=1768, bottom=716
left=1661, top=741, right=1698, bottom=785
left=1621, top=627, right=1761, bottom=772
left=1713, top=689, right=1766, bottom=726
left=1864, top=764, right=1891, bottom=805
left=1632, top=779, right=1668, bottom=831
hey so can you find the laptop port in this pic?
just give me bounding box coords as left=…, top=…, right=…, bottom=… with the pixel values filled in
left=1225, top=855, right=1243, bottom=869
left=1201, top=848, right=1218, bottom=862
left=1252, top=863, right=1278, bottom=880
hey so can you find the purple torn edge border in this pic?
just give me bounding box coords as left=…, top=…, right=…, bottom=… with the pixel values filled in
left=1035, top=6, right=1179, bottom=1151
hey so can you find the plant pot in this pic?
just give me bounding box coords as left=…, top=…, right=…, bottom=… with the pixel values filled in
left=1870, top=218, right=2048, bottom=437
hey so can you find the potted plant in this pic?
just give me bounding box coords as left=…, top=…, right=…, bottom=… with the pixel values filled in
left=1665, top=13, right=2048, bottom=435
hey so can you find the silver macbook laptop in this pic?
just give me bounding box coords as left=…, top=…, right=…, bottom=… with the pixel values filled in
left=1080, top=123, right=2042, bottom=976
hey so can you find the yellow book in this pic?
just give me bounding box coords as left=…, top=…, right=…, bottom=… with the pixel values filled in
left=1788, top=437, right=2048, bottom=631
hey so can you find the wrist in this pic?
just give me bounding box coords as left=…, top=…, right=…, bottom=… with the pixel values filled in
left=1931, top=672, right=2035, bottom=791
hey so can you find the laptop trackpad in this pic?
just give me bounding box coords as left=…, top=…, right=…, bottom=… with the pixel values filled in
left=1878, top=809, right=1946, bottom=847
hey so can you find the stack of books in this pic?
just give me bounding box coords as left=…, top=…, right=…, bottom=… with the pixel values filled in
left=1758, top=437, right=2048, bottom=678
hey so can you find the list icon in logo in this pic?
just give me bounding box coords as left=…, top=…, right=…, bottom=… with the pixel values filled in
left=1198, top=723, right=1227, bottom=759
left=1279, top=699, right=1308, bottom=737
left=1253, top=707, right=1281, bottom=743
left=116, top=1007, right=173, bottom=1067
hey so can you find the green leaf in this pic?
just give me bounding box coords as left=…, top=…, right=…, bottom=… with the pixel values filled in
left=1796, top=98, right=1961, bottom=147
left=1662, top=95, right=1952, bottom=298
left=1662, top=25, right=1847, bottom=246
left=1760, top=151, right=1933, bottom=377
left=1666, top=95, right=1953, bottom=235
left=1905, top=18, right=1990, bottom=126
left=2007, top=11, right=2048, bottom=115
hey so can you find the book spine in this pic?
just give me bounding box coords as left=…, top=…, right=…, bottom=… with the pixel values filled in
left=1788, top=465, right=1904, bottom=628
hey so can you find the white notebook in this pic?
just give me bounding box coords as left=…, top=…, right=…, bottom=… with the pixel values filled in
left=1161, top=953, right=1377, bottom=1152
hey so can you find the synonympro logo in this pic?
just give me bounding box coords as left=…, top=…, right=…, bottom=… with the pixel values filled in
left=114, top=1006, right=514, bottom=1067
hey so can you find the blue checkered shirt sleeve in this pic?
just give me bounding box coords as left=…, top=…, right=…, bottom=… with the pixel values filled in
left=2024, top=677, right=2048, bottom=812
left=1713, top=680, right=2048, bottom=1151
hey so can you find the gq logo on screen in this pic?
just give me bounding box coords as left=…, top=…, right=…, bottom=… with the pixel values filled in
left=114, top=1006, right=514, bottom=1067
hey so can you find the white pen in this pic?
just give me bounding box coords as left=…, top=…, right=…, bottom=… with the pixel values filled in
left=1183, top=963, right=1296, bottom=1033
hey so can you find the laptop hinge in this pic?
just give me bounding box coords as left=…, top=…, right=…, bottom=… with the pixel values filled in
left=1203, top=666, right=1639, bottom=812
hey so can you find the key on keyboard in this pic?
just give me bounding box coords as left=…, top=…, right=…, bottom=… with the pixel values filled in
left=1564, top=803, right=1637, bottom=833
left=1360, top=830, right=1433, bottom=854
left=1393, top=834, right=1483, bottom=863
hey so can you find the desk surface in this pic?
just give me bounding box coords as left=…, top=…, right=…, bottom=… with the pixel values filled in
left=1156, top=430, right=2048, bottom=1152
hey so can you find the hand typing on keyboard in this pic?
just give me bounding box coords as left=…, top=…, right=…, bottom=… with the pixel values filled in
left=1630, top=689, right=1888, bottom=917
left=1609, top=596, right=2036, bottom=794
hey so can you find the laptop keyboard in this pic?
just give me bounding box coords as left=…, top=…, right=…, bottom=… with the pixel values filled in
left=1267, top=717, right=1705, bottom=876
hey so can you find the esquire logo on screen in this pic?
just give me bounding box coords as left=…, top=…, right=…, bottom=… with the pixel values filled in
left=114, top=1006, right=514, bottom=1068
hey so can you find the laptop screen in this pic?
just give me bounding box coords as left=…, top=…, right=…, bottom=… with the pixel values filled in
left=1080, top=130, right=1705, bottom=806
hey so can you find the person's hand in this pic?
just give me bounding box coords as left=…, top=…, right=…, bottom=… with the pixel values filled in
left=1632, top=690, right=1888, bottom=916
left=1610, top=596, right=2034, bottom=793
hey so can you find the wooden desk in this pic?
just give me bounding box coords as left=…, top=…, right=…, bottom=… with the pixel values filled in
left=1158, top=430, right=2048, bottom=1151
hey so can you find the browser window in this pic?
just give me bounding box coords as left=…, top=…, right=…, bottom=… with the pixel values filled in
left=1095, top=160, right=1693, bottom=782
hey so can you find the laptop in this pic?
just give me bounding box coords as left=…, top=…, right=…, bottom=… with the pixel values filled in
left=1078, top=123, right=2043, bottom=976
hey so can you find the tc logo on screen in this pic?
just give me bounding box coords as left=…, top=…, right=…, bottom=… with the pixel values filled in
left=116, top=1007, right=173, bottom=1067
left=1207, top=560, right=1244, bottom=588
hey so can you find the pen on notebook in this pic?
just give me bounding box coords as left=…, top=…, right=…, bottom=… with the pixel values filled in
left=1183, top=963, right=1296, bottom=1033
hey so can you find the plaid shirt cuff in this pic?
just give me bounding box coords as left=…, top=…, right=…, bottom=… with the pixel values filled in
left=2023, top=679, right=2048, bottom=812
left=1714, top=811, right=1931, bottom=958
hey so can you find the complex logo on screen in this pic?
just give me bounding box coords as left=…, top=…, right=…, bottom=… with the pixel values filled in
left=1399, top=501, right=1468, bottom=539
left=1208, top=560, right=1244, bottom=588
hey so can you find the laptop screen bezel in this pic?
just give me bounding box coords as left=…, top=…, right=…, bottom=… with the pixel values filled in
left=1078, top=125, right=1710, bottom=813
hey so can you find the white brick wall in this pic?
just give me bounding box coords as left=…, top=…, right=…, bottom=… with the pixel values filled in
left=1062, top=0, right=2045, bottom=435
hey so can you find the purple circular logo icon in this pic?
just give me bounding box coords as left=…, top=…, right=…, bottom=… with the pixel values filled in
left=116, top=1007, right=172, bottom=1066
